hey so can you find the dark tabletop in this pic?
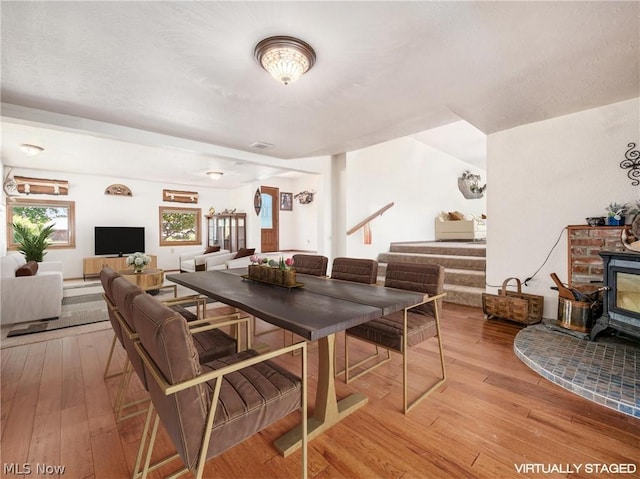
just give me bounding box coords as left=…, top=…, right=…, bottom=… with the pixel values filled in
left=167, top=270, right=426, bottom=341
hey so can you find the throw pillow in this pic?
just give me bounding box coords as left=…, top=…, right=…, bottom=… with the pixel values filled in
left=204, top=245, right=221, bottom=254
left=15, top=260, right=39, bottom=277
left=447, top=211, right=465, bottom=221
left=234, top=248, right=255, bottom=259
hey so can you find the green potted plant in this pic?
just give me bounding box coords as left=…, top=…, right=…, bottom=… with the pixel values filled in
left=12, top=222, right=55, bottom=262
left=605, top=202, right=628, bottom=226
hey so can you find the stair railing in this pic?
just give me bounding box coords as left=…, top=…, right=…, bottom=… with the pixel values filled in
left=347, top=202, right=395, bottom=244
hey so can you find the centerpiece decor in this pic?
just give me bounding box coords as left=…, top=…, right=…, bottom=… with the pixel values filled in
left=246, top=255, right=298, bottom=287
left=127, top=252, right=151, bottom=273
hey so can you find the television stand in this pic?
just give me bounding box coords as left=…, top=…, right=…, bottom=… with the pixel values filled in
left=82, top=255, right=157, bottom=280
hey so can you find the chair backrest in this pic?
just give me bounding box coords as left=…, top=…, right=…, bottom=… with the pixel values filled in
left=100, top=267, right=123, bottom=344
left=112, top=277, right=147, bottom=385
left=100, top=266, right=120, bottom=303
left=384, top=262, right=445, bottom=316
left=292, top=254, right=328, bottom=276
left=133, top=293, right=208, bottom=471
left=331, top=257, right=378, bottom=284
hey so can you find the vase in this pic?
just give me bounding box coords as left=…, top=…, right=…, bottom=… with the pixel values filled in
left=607, top=216, right=625, bottom=226
left=134, top=265, right=145, bottom=273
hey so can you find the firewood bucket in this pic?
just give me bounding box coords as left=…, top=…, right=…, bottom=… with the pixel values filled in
left=556, top=297, right=603, bottom=333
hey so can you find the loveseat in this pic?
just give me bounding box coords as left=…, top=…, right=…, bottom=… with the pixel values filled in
left=1, top=253, right=64, bottom=325
left=434, top=213, right=486, bottom=241
left=179, top=249, right=231, bottom=272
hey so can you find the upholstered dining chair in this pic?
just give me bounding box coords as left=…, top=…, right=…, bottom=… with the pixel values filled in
left=131, top=293, right=307, bottom=479
left=331, top=257, right=379, bottom=284
left=292, top=254, right=328, bottom=276
left=344, top=262, right=447, bottom=414
left=101, top=267, right=126, bottom=380
left=110, top=277, right=249, bottom=423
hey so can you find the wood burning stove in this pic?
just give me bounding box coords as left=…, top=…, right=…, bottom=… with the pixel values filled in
left=591, top=251, right=640, bottom=341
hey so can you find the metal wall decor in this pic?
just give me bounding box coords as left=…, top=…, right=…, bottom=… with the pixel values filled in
left=104, top=184, right=132, bottom=196
left=294, top=190, right=315, bottom=204
left=620, top=142, right=640, bottom=186
left=458, top=170, right=486, bottom=199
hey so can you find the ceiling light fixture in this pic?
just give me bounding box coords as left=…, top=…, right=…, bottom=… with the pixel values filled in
left=19, top=144, right=44, bottom=156
left=207, top=171, right=224, bottom=180
left=254, top=36, right=316, bottom=85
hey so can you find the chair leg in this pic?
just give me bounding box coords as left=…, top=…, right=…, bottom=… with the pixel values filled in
left=132, top=405, right=181, bottom=479
left=103, top=333, right=124, bottom=379
left=344, top=333, right=391, bottom=384
left=404, top=303, right=447, bottom=414
left=114, top=361, right=150, bottom=422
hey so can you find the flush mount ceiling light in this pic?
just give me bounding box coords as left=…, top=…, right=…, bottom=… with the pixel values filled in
left=19, top=144, right=44, bottom=156
left=254, top=36, right=316, bottom=85
left=207, top=171, right=224, bottom=180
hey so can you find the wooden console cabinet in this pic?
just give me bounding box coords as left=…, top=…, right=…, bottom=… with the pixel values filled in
left=83, top=255, right=157, bottom=280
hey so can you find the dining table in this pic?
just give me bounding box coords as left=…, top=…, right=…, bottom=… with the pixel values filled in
left=167, top=268, right=428, bottom=456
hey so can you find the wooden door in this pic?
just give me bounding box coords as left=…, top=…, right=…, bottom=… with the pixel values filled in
left=260, top=186, right=279, bottom=252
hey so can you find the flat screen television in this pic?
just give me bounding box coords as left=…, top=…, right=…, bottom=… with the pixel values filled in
left=95, top=226, right=145, bottom=256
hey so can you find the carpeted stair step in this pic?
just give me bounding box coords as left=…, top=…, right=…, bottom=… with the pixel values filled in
left=378, top=251, right=485, bottom=271
left=378, top=264, right=485, bottom=288
left=390, top=242, right=486, bottom=257
left=442, top=284, right=484, bottom=308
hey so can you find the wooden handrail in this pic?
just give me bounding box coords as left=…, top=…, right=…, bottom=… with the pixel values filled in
left=347, top=202, right=395, bottom=236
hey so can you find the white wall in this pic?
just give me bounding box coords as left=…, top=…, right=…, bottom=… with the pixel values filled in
left=3, top=168, right=229, bottom=278
left=345, top=137, right=487, bottom=259
left=487, top=97, right=640, bottom=319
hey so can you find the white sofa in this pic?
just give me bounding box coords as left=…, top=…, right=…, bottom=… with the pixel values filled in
left=434, top=216, right=486, bottom=241
left=179, top=249, right=231, bottom=272
left=206, top=252, right=287, bottom=271
left=1, top=254, right=64, bottom=325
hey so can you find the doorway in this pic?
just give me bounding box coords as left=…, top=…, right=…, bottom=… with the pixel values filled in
left=260, top=186, right=279, bottom=252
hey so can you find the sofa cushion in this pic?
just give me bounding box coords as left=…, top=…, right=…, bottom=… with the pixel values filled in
left=15, top=261, right=39, bottom=277
left=234, top=248, right=255, bottom=259
left=204, top=245, right=221, bottom=254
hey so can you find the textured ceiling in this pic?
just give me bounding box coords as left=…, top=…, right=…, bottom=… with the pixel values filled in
left=1, top=1, right=638, bottom=186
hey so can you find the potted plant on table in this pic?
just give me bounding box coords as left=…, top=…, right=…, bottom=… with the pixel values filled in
left=11, top=222, right=55, bottom=262
left=605, top=202, right=628, bottom=226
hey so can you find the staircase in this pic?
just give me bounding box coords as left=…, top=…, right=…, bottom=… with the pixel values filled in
left=377, top=241, right=486, bottom=307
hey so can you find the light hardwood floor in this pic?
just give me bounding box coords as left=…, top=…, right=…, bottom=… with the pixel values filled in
left=1, top=304, right=638, bottom=479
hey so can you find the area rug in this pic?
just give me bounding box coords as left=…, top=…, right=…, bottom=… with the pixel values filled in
left=4, top=281, right=181, bottom=339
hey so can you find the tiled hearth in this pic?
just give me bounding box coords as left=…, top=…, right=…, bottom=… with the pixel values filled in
left=514, top=322, right=639, bottom=418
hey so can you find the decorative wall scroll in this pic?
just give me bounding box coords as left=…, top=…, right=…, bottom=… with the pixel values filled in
left=104, top=184, right=132, bottom=196
left=14, top=175, right=69, bottom=195
left=621, top=142, right=640, bottom=186
left=163, top=189, right=199, bottom=204
left=294, top=190, right=315, bottom=204
left=457, top=170, right=486, bottom=199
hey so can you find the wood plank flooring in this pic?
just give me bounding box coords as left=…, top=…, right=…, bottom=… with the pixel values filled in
left=1, top=303, right=638, bottom=479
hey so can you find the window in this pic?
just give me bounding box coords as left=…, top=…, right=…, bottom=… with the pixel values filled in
left=8, top=198, right=76, bottom=249
left=159, top=206, right=201, bottom=246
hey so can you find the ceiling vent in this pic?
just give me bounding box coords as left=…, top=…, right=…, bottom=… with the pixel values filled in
left=250, top=141, right=274, bottom=150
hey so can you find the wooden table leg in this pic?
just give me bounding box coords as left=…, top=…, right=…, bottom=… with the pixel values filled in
left=274, top=333, right=368, bottom=457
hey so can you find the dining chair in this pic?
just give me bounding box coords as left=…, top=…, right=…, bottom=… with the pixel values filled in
left=330, top=257, right=379, bottom=284
left=131, top=293, right=307, bottom=479
left=292, top=254, right=328, bottom=276
left=110, top=277, right=249, bottom=422
left=344, top=262, right=447, bottom=413
left=101, top=267, right=126, bottom=380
